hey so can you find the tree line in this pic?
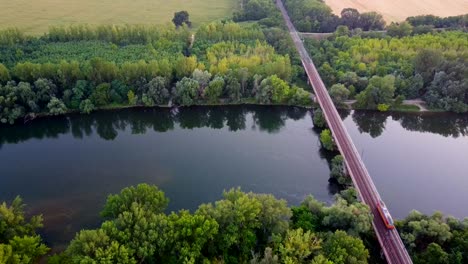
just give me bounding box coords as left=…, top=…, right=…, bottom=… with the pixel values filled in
left=0, top=22, right=312, bottom=124
left=233, top=0, right=284, bottom=28
left=282, top=0, right=386, bottom=33
left=2, top=183, right=466, bottom=264
left=406, top=14, right=468, bottom=29
left=305, top=31, right=468, bottom=112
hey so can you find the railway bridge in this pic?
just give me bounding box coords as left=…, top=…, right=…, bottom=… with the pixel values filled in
left=275, top=0, right=413, bottom=263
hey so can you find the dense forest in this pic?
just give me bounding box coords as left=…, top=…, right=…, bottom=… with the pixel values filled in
left=305, top=31, right=468, bottom=112
left=0, top=22, right=311, bottom=125
left=1, top=184, right=466, bottom=264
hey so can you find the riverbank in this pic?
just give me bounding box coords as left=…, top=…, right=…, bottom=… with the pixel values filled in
left=19, top=101, right=313, bottom=125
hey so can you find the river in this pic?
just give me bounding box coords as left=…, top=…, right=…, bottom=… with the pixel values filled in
left=0, top=106, right=467, bottom=246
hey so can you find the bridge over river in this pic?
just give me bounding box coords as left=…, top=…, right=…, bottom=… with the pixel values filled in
left=275, top=0, right=413, bottom=263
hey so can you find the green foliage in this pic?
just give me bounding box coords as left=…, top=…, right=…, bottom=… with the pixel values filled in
left=142, top=77, right=170, bottom=105
left=127, top=90, right=137, bottom=106
left=283, top=0, right=385, bottom=33
left=66, top=229, right=136, bottom=264
left=406, top=14, right=467, bottom=29
left=387, top=22, right=414, bottom=37
left=0, top=64, right=10, bottom=83
left=196, top=188, right=262, bottom=262
left=377, top=103, right=390, bottom=112
left=322, top=230, right=369, bottom=264
left=321, top=197, right=373, bottom=236
left=356, top=75, right=395, bottom=109
left=306, top=31, right=467, bottom=112
left=0, top=22, right=305, bottom=124
left=397, top=211, right=452, bottom=250
left=5, top=236, right=49, bottom=264
left=330, top=155, right=351, bottom=185
left=0, top=197, right=48, bottom=264
left=319, top=129, right=335, bottom=151
left=256, top=75, right=291, bottom=104
left=291, top=206, right=320, bottom=232
left=312, top=108, right=326, bottom=128
left=173, top=77, right=200, bottom=106
left=101, top=183, right=169, bottom=219
left=414, top=243, right=449, bottom=264
left=279, top=228, right=321, bottom=264
left=79, top=99, right=95, bottom=114
left=164, top=210, right=218, bottom=263
left=101, top=204, right=169, bottom=261
left=47, top=97, right=67, bottom=115
left=172, top=11, right=192, bottom=28
left=329, top=84, right=350, bottom=103
left=288, top=86, right=311, bottom=106
left=205, top=76, right=225, bottom=103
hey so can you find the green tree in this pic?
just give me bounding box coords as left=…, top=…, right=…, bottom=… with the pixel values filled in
left=320, top=129, right=335, bottom=151
left=414, top=49, right=444, bottom=84
left=192, top=69, right=212, bottom=90
left=172, top=11, right=191, bottom=27
left=291, top=205, right=320, bottom=232
left=397, top=211, right=452, bottom=250
left=34, top=78, right=57, bottom=106
left=164, top=210, right=219, bottom=263
left=387, top=22, right=413, bottom=37
left=322, top=230, right=369, bottom=264
left=329, top=84, right=350, bottom=103
left=101, top=184, right=169, bottom=219
left=0, top=197, right=48, bottom=264
left=47, top=97, right=67, bottom=115
left=101, top=204, right=170, bottom=261
left=65, top=229, right=136, bottom=264
left=79, top=99, right=95, bottom=114
left=127, top=90, right=137, bottom=105
left=0, top=63, right=10, bottom=83
left=173, top=77, right=199, bottom=106
left=4, top=236, right=49, bottom=264
left=322, top=197, right=373, bottom=236
left=313, top=108, right=326, bottom=128
left=359, top=12, right=385, bottom=30
left=279, top=228, right=321, bottom=264
left=415, top=243, right=449, bottom=264
left=330, top=155, right=351, bottom=185
left=205, top=76, right=225, bottom=103
left=196, top=188, right=262, bottom=262
left=225, top=74, right=242, bottom=103
left=256, top=75, right=290, bottom=104
left=143, top=77, right=170, bottom=105
left=356, top=75, right=395, bottom=109
left=90, top=83, right=111, bottom=106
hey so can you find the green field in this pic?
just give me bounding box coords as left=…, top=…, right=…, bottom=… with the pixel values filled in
left=0, top=0, right=238, bottom=35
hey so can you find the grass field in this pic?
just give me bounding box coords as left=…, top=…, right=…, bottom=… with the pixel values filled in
left=0, top=0, right=238, bottom=35
left=325, top=0, right=468, bottom=22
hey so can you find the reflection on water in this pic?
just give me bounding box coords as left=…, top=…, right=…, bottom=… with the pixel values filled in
left=350, top=110, right=468, bottom=138
left=0, top=106, right=309, bottom=146
left=0, top=106, right=329, bottom=247
left=344, top=110, right=468, bottom=220
left=1, top=106, right=467, bottom=247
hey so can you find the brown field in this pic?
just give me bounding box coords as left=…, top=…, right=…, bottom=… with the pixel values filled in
left=0, top=0, right=238, bottom=35
left=325, top=0, right=468, bottom=22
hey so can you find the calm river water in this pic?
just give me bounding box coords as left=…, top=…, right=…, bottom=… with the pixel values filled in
left=0, top=106, right=467, bottom=246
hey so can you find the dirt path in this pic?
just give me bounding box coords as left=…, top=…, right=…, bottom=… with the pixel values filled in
left=404, top=99, right=429, bottom=112
left=343, top=99, right=429, bottom=111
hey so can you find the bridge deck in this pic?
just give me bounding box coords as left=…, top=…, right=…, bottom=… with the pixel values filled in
left=275, top=1, right=413, bottom=263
